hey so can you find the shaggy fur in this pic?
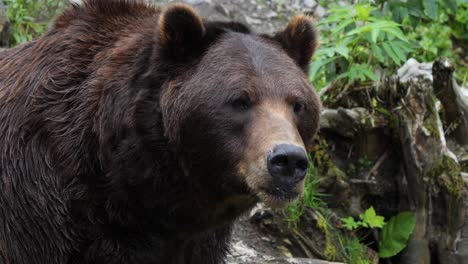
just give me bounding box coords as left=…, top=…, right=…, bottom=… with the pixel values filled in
left=0, top=1, right=320, bottom=263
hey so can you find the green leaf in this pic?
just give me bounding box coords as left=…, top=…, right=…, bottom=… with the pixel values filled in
left=382, top=42, right=401, bottom=65
left=389, top=41, right=407, bottom=63
left=359, top=207, right=385, bottom=228
left=382, top=26, right=408, bottom=42
left=371, top=98, right=378, bottom=108
left=321, top=47, right=336, bottom=57
left=444, top=0, right=457, bottom=14
left=349, top=66, right=359, bottom=80
left=346, top=25, right=372, bottom=36
left=393, top=40, right=414, bottom=53
left=336, top=72, right=350, bottom=81
left=357, top=69, right=366, bottom=81
left=378, top=212, right=416, bottom=258
left=371, top=27, right=380, bottom=43
left=356, top=4, right=372, bottom=21
left=371, top=43, right=385, bottom=63
left=331, top=19, right=354, bottom=35
left=321, top=10, right=349, bottom=24
left=335, top=44, right=349, bottom=59
left=391, top=6, right=409, bottom=23
left=423, top=0, right=438, bottom=20
left=362, top=67, right=378, bottom=81
left=309, top=56, right=339, bottom=81
left=341, top=217, right=360, bottom=230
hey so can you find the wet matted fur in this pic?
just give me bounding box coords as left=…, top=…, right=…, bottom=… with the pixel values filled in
left=0, top=0, right=320, bottom=263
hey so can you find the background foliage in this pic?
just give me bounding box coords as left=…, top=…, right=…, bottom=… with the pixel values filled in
left=3, top=0, right=64, bottom=46
left=311, top=0, right=467, bottom=91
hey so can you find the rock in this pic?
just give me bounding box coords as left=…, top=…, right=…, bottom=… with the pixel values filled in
left=304, top=0, right=317, bottom=8
left=227, top=239, right=344, bottom=264
left=314, top=6, right=327, bottom=18
left=151, top=0, right=329, bottom=34
left=397, top=58, right=433, bottom=83
left=320, top=107, right=369, bottom=138
left=244, top=16, right=263, bottom=25
left=265, top=10, right=278, bottom=19
left=184, top=0, right=212, bottom=4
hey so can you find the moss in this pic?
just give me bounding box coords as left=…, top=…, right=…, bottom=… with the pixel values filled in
left=423, top=96, right=441, bottom=137
left=313, top=137, right=347, bottom=180
left=316, top=213, right=339, bottom=261
left=328, top=166, right=347, bottom=179
left=429, top=155, right=464, bottom=199
left=461, top=161, right=468, bottom=173
left=338, top=235, right=372, bottom=264
left=423, top=114, right=440, bottom=137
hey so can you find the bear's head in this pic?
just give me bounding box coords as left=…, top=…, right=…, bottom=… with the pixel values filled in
left=159, top=5, right=321, bottom=209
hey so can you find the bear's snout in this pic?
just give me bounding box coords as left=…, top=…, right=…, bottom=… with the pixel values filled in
left=267, top=144, right=308, bottom=184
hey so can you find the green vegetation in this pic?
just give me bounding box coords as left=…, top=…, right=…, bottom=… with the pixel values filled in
left=378, top=211, right=416, bottom=258
left=390, top=0, right=468, bottom=84
left=310, top=3, right=413, bottom=90
left=429, top=155, right=464, bottom=199
left=4, top=0, right=64, bottom=46
left=310, top=0, right=468, bottom=91
left=338, top=236, right=371, bottom=264
left=341, top=207, right=385, bottom=230
left=285, top=154, right=325, bottom=227
left=317, top=212, right=340, bottom=260
left=302, top=1, right=463, bottom=262
left=340, top=207, right=416, bottom=260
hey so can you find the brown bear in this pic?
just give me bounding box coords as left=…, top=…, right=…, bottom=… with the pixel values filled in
left=0, top=0, right=321, bottom=263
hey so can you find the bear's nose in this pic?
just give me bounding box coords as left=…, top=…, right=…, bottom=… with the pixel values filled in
left=267, top=144, right=308, bottom=183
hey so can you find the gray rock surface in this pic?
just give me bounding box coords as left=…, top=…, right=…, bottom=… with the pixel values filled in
left=228, top=209, right=346, bottom=264
left=151, top=0, right=327, bottom=34
left=228, top=234, right=343, bottom=264
left=70, top=0, right=327, bottom=34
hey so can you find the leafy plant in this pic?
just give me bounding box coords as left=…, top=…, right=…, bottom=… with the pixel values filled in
left=378, top=212, right=416, bottom=258
left=309, top=3, right=413, bottom=91
left=310, top=0, right=467, bottom=90
left=5, top=0, right=42, bottom=45
left=342, top=207, right=385, bottom=230
left=338, top=236, right=371, bottom=264
left=340, top=207, right=416, bottom=258
left=4, top=0, right=65, bottom=46
left=376, top=0, right=468, bottom=84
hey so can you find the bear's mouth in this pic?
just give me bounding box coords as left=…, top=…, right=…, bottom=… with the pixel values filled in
left=257, top=186, right=300, bottom=208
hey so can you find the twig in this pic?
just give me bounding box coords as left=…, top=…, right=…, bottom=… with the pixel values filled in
left=349, top=179, right=377, bottom=184
left=291, top=229, right=326, bottom=260
left=364, top=150, right=389, bottom=180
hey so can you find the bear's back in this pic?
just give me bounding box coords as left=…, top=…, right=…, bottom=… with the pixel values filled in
left=0, top=2, right=165, bottom=263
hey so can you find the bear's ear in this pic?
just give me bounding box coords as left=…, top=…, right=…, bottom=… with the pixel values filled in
left=273, top=16, right=318, bottom=72
left=158, top=4, right=205, bottom=55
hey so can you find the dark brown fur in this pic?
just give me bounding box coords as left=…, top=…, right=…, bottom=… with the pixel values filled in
left=0, top=1, right=320, bottom=263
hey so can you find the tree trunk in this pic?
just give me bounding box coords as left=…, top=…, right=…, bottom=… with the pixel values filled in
left=394, top=59, right=467, bottom=264
left=433, top=58, right=468, bottom=146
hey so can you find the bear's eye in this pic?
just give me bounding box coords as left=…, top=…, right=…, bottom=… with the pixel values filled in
left=293, top=101, right=305, bottom=114
left=231, top=97, right=251, bottom=111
